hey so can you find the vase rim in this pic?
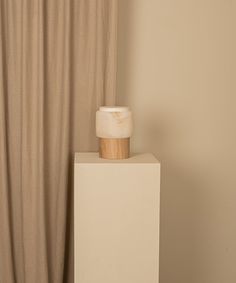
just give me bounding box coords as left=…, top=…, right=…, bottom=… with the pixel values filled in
left=99, top=106, right=130, bottom=113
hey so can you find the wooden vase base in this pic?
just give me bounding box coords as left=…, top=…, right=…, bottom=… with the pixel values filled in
left=99, top=138, right=130, bottom=159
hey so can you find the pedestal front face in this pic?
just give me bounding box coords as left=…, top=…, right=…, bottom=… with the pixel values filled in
left=74, top=153, right=160, bottom=283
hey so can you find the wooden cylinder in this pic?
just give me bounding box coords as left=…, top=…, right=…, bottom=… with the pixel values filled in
left=99, top=138, right=130, bottom=159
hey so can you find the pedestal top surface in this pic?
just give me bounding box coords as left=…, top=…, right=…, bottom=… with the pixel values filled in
left=75, top=152, right=159, bottom=164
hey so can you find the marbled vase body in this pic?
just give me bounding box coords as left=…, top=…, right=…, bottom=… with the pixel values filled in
left=96, top=106, right=133, bottom=159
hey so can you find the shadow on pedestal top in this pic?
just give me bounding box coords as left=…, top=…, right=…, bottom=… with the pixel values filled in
left=74, top=152, right=160, bottom=164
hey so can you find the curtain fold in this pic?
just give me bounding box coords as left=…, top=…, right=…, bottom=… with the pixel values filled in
left=0, top=0, right=117, bottom=282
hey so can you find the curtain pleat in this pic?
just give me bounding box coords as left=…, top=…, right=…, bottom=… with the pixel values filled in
left=0, top=0, right=117, bottom=282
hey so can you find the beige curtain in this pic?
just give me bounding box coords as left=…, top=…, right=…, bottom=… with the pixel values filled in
left=0, top=0, right=117, bottom=282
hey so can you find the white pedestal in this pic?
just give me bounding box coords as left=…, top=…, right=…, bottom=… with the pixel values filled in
left=74, top=153, right=160, bottom=283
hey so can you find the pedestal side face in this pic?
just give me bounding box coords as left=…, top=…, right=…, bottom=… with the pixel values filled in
left=74, top=155, right=160, bottom=283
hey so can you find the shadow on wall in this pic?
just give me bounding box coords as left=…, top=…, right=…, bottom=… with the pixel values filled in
left=116, top=0, right=132, bottom=106
left=140, top=117, right=214, bottom=283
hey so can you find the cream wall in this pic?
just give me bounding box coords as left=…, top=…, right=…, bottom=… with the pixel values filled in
left=117, top=1, right=236, bottom=282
